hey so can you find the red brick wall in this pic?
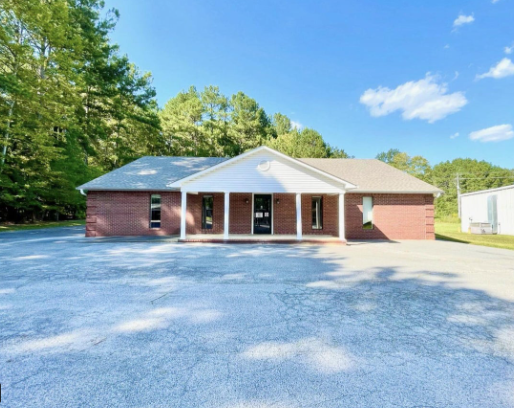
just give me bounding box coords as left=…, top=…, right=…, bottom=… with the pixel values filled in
left=86, top=191, right=181, bottom=237
left=229, top=193, right=252, bottom=234
left=301, top=194, right=339, bottom=236
left=86, top=191, right=435, bottom=240
left=273, top=193, right=297, bottom=234
left=345, top=193, right=434, bottom=240
left=186, top=193, right=224, bottom=234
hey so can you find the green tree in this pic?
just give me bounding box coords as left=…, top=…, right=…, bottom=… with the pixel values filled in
left=0, top=0, right=82, bottom=220
left=267, top=112, right=349, bottom=158
left=326, top=144, right=350, bottom=158
left=160, top=89, right=350, bottom=159
left=432, top=159, right=514, bottom=217
left=272, top=113, right=292, bottom=136
left=376, top=149, right=431, bottom=182
left=159, top=86, right=206, bottom=156
left=229, top=91, right=273, bottom=155
left=0, top=0, right=160, bottom=222
left=201, top=85, right=230, bottom=156
left=376, top=148, right=401, bottom=163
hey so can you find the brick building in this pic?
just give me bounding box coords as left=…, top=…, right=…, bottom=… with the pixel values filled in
left=78, top=146, right=441, bottom=242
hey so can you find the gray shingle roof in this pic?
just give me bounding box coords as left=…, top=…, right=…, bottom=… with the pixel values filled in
left=77, top=157, right=228, bottom=191
left=78, top=155, right=442, bottom=194
left=299, top=158, right=442, bottom=194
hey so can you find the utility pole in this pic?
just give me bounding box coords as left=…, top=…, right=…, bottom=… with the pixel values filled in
left=456, top=173, right=461, bottom=219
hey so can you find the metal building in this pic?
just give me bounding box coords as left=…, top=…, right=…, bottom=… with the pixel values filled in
left=460, top=185, right=514, bottom=235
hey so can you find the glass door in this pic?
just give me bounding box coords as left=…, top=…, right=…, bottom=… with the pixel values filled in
left=254, top=195, right=272, bottom=234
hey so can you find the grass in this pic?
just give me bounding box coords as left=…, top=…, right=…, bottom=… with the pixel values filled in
left=0, top=219, right=85, bottom=232
left=436, top=221, right=514, bottom=251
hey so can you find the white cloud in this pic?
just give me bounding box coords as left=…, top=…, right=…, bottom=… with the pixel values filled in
left=476, top=58, right=514, bottom=79
left=359, top=73, right=468, bottom=123
left=444, top=44, right=450, bottom=49
left=469, top=124, right=514, bottom=142
left=492, top=0, right=501, bottom=3
left=450, top=132, right=460, bottom=139
left=505, top=44, right=513, bottom=54
left=290, top=120, right=303, bottom=130
left=453, top=14, right=474, bottom=28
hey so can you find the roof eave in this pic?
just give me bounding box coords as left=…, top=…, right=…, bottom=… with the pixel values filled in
left=460, top=184, right=514, bottom=197
left=76, top=187, right=179, bottom=192
left=351, top=189, right=443, bottom=195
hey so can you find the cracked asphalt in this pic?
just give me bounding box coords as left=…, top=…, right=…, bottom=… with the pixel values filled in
left=1, top=227, right=514, bottom=407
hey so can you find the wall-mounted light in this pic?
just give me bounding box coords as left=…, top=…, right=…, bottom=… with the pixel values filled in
left=276, top=198, right=280, bottom=204
left=245, top=198, right=249, bottom=204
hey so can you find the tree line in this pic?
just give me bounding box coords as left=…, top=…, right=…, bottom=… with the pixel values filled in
left=0, top=0, right=161, bottom=222
left=159, top=85, right=348, bottom=159
left=0, top=0, right=347, bottom=223
left=1, top=1, right=512, bottom=223
left=375, top=149, right=514, bottom=218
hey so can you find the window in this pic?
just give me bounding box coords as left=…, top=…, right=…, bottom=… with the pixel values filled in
left=150, top=194, right=161, bottom=229
left=312, top=196, right=323, bottom=230
left=202, top=195, right=213, bottom=229
left=362, top=196, right=373, bottom=229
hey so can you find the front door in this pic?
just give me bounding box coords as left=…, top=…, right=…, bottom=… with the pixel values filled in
left=254, top=194, right=272, bottom=234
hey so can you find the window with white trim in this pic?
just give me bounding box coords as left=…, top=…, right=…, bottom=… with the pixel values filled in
left=362, top=196, right=373, bottom=229
left=150, top=194, right=161, bottom=229
left=312, top=196, right=323, bottom=230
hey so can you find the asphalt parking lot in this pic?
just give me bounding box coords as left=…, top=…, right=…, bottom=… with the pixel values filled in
left=1, top=227, right=514, bottom=407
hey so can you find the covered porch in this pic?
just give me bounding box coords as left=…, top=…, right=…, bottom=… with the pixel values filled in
left=170, top=146, right=356, bottom=243
left=179, top=191, right=347, bottom=243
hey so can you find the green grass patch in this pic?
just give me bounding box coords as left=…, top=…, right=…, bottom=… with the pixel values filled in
left=0, top=219, right=85, bottom=232
left=436, top=221, right=514, bottom=251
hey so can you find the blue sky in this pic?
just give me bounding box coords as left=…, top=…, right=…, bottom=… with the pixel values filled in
left=104, top=0, right=514, bottom=168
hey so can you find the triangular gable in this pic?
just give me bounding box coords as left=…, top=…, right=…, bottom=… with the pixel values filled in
left=169, top=146, right=357, bottom=193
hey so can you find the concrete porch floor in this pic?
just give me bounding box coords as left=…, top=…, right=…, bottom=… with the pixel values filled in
left=180, top=234, right=345, bottom=244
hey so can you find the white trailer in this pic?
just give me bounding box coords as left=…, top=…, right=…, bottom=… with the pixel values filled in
left=460, top=185, right=514, bottom=235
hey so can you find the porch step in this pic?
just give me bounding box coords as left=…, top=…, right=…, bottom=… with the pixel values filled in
left=178, top=237, right=346, bottom=245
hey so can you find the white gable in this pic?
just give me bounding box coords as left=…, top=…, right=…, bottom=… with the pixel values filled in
left=173, top=147, right=355, bottom=193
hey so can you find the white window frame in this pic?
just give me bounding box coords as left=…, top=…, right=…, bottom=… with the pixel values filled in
left=362, top=196, right=373, bottom=230
left=150, top=194, right=161, bottom=229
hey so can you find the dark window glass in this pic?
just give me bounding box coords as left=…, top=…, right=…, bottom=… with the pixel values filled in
left=202, top=196, right=213, bottom=229
left=150, top=194, right=161, bottom=229
left=312, top=196, right=323, bottom=230
left=363, top=196, right=373, bottom=229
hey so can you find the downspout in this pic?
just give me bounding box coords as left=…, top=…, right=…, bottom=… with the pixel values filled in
left=80, top=189, right=87, bottom=196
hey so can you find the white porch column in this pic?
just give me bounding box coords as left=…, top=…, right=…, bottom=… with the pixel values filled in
left=224, top=192, right=230, bottom=240
left=338, top=192, right=346, bottom=242
left=296, top=193, right=302, bottom=241
left=180, top=191, right=187, bottom=240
